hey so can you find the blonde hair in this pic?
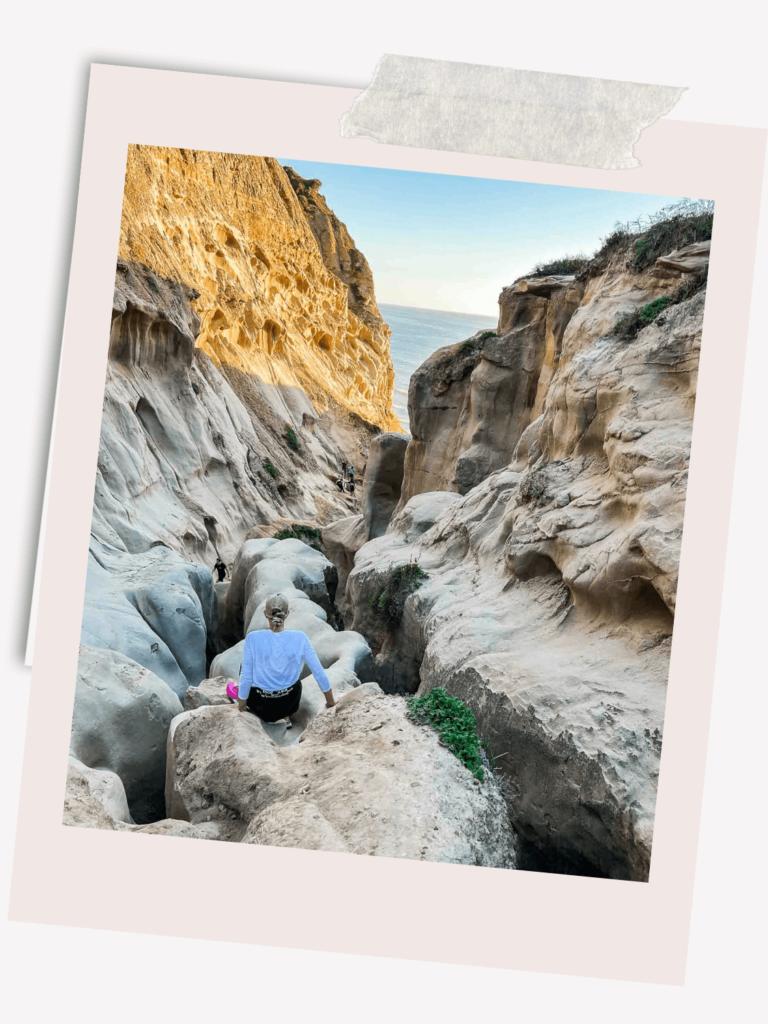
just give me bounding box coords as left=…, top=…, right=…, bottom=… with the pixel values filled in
left=265, top=593, right=290, bottom=615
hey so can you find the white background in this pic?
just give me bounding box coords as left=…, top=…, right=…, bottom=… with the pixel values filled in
left=1, top=2, right=764, bottom=1020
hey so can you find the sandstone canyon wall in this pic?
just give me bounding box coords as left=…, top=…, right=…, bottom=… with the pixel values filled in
left=344, top=234, right=711, bottom=879
left=75, top=147, right=402, bottom=806
left=120, top=147, right=399, bottom=431
left=69, top=165, right=711, bottom=881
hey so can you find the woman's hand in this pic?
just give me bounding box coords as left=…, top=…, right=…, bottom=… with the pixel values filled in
left=324, top=690, right=336, bottom=709
left=236, top=699, right=248, bottom=713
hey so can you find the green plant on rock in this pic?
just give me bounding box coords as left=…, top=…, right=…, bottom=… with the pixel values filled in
left=409, top=687, right=484, bottom=781
left=284, top=425, right=301, bottom=452
left=263, top=459, right=277, bottom=478
left=368, top=560, right=428, bottom=628
left=638, top=295, right=672, bottom=323
left=531, top=254, right=589, bottom=277
left=273, top=525, right=323, bottom=551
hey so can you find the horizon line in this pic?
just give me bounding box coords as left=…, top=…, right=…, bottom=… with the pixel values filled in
left=378, top=300, right=498, bottom=319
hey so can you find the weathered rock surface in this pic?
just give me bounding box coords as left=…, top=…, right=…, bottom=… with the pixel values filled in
left=348, top=492, right=463, bottom=694
left=362, top=431, right=409, bottom=539
left=99, top=263, right=362, bottom=568
left=121, top=146, right=399, bottom=433
left=349, top=481, right=667, bottom=879
left=654, top=239, right=711, bottom=276
left=399, top=250, right=701, bottom=509
left=68, top=757, right=134, bottom=824
left=165, top=687, right=516, bottom=867
left=182, top=676, right=232, bottom=710
left=114, top=817, right=247, bottom=842
left=81, top=537, right=213, bottom=697
left=70, top=645, right=183, bottom=823
left=63, top=758, right=136, bottom=829
left=347, top=247, right=709, bottom=880
left=320, top=513, right=367, bottom=613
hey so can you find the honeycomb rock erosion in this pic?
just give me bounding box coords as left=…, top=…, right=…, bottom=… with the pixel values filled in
left=120, top=146, right=400, bottom=432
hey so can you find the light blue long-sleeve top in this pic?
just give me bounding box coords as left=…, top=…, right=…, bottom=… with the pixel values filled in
left=238, top=629, right=331, bottom=699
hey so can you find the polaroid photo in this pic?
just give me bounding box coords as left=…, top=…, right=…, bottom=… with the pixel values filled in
left=10, top=65, right=766, bottom=985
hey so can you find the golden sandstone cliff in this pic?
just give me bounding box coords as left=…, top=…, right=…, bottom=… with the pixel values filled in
left=119, top=146, right=399, bottom=431
left=81, top=147, right=400, bottom=717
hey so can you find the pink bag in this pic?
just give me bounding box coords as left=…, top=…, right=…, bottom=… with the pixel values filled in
left=226, top=680, right=239, bottom=701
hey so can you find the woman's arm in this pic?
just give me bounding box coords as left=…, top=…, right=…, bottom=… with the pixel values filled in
left=237, top=636, right=254, bottom=711
left=302, top=635, right=335, bottom=706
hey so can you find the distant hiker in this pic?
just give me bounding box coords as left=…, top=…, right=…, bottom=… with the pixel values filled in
left=341, top=460, right=347, bottom=476
left=348, top=464, right=355, bottom=481
left=347, top=480, right=355, bottom=495
left=336, top=476, right=345, bottom=492
left=235, top=593, right=336, bottom=728
left=212, top=557, right=227, bottom=583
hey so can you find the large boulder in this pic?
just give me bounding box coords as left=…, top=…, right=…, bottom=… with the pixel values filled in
left=362, top=432, right=409, bottom=539
left=70, top=645, right=183, bottom=823
left=66, top=757, right=134, bottom=824
left=81, top=537, right=213, bottom=697
left=216, top=537, right=340, bottom=648
left=165, top=687, right=517, bottom=867
left=63, top=761, right=119, bottom=830
left=182, top=676, right=232, bottom=710
left=321, top=513, right=367, bottom=611
left=347, top=491, right=463, bottom=694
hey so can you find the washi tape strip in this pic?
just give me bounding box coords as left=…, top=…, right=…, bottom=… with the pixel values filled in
left=340, top=54, right=687, bottom=170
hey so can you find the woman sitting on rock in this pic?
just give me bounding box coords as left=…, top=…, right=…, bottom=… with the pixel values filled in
left=235, top=593, right=336, bottom=728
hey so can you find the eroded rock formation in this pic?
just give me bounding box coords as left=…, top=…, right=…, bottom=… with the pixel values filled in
left=165, top=686, right=516, bottom=867
left=70, top=645, right=183, bottom=823
left=362, top=431, right=409, bottom=539
left=344, top=237, right=710, bottom=879
left=120, top=146, right=400, bottom=432
left=82, top=538, right=213, bottom=696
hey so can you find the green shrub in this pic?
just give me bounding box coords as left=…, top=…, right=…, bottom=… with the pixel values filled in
left=368, top=561, right=428, bottom=628
left=591, top=199, right=714, bottom=274
left=631, top=212, right=713, bottom=271
left=526, top=254, right=589, bottom=278
left=409, top=687, right=484, bottom=780
left=284, top=425, right=301, bottom=452
left=615, top=292, right=682, bottom=341
left=638, top=296, right=672, bottom=323
left=263, top=459, right=277, bottom=478
left=273, top=525, right=322, bottom=551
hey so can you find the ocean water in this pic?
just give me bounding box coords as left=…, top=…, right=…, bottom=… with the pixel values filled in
left=380, top=303, right=498, bottom=432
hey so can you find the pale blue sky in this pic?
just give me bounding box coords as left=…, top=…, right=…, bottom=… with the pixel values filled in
left=279, top=158, right=691, bottom=316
